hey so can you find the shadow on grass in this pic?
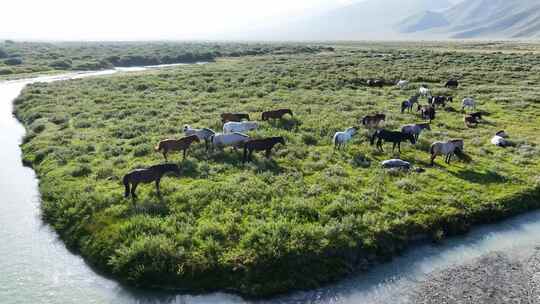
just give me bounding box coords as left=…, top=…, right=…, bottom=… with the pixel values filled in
left=244, top=156, right=284, bottom=174
left=451, top=169, right=508, bottom=184
left=267, top=117, right=301, bottom=131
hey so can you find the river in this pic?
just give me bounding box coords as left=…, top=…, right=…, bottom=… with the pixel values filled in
left=1, top=64, right=540, bottom=304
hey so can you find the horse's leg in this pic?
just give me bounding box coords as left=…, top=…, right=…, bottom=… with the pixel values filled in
left=183, top=148, right=187, bottom=160
left=163, top=150, right=168, bottom=162
left=243, top=147, right=248, bottom=163
left=249, top=149, right=254, bottom=161
left=131, top=183, right=138, bottom=198
left=155, top=178, right=161, bottom=195
left=392, top=142, right=396, bottom=152
left=430, top=154, right=436, bottom=166
left=398, top=142, right=402, bottom=153
left=266, top=149, right=271, bottom=158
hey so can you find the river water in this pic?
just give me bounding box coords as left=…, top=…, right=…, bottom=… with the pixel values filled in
left=1, top=65, right=540, bottom=304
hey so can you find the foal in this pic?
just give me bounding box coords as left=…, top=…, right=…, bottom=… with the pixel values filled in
left=155, top=135, right=200, bottom=161
left=261, top=109, right=293, bottom=121
left=123, top=163, right=180, bottom=198
left=243, top=137, right=285, bottom=163
left=370, top=129, right=416, bottom=153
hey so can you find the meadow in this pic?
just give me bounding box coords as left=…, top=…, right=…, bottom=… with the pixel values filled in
left=13, top=42, right=540, bottom=297
left=0, top=40, right=329, bottom=78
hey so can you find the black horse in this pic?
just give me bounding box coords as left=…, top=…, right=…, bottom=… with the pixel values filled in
left=401, top=99, right=417, bottom=113
left=243, top=137, right=285, bottom=163
left=445, top=79, right=459, bottom=88
left=370, top=129, right=416, bottom=153
left=123, top=163, right=180, bottom=198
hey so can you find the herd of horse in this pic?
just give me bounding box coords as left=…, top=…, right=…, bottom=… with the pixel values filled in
left=123, top=78, right=490, bottom=198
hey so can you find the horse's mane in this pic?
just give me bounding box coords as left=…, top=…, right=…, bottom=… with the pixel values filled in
left=202, top=128, right=215, bottom=134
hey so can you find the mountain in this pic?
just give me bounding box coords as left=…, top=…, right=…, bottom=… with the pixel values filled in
left=239, top=0, right=453, bottom=41
left=400, top=0, right=540, bottom=38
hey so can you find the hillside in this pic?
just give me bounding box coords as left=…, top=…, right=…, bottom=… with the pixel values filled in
left=400, top=0, right=540, bottom=38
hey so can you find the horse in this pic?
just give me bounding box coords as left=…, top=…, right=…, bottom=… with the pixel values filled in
left=445, top=79, right=459, bottom=89
left=333, top=127, right=358, bottom=150
left=243, top=137, right=285, bottom=163
left=431, top=95, right=446, bottom=108
left=430, top=139, right=464, bottom=166
left=223, top=121, right=258, bottom=134
left=462, top=98, right=476, bottom=111
left=123, top=163, right=180, bottom=198
left=397, top=80, right=409, bottom=89
left=417, top=104, right=436, bottom=122
left=155, top=135, right=200, bottom=161
left=445, top=96, right=454, bottom=103
left=262, top=109, right=293, bottom=121
left=469, top=111, right=483, bottom=121
left=491, top=131, right=511, bottom=147
left=211, top=132, right=250, bottom=150
left=419, top=86, right=430, bottom=97
left=367, top=79, right=384, bottom=87
left=370, top=129, right=416, bottom=153
left=464, top=115, right=479, bottom=128
left=183, top=125, right=215, bottom=151
left=361, top=114, right=386, bottom=128
left=401, top=123, right=431, bottom=141
left=401, top=99, right=418, bottom=113
left=410, top=94, right=420, bottom=104
left=221, top=112, right=250, bottom=123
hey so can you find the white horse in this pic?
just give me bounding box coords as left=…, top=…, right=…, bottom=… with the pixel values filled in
left=183, top=125, right=215, bottom=150
left=211, top=132, right=250, bottom=149
left=333, top=127, right=358, bottom=150
left=223, top=121, right=258, bottom=134
left=491, top=130, right=510, bottom=147
left=430, top=139, right=464, bottom=165
left=397, top=80, right=409, bottom=89
left=462, top=98, right=476, bottom=111
left=401, top=123, right=431, bottom=141
left=419, top=86, right=430, bottom=97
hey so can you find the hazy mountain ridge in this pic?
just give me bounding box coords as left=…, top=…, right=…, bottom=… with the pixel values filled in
left=400, top=0, right=540, bottom=38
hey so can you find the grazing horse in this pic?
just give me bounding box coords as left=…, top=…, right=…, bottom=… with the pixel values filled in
left=401, top=123, right=431, bottom=141
left=333, top=127, right=358, bottom=150
left=243, top=137, right=285, bottom=163
left=155, top=135, right=200, bottom=161
left=183, top=125, right=215, bottom=151
left=361, top=114, right=386, bottom=128
left=262, top=109, right=293, bottom=121
left=491, top=131, right=510, bottom=147
left=221, top=112, right=250, bottom=123
left=409, top=94, right=420, bottom=104
left=419, top=86, right=430, bottom=97
left=469, top=111, right=483, bottom=121
left=397, top=80, right=409, bottom=89
left=370, top=129, right=416, bottom=153
left=462, top=98, right=476, bottom=111
left=417, top=104, right=436, bottom=122
left=211, top=132, right=250, bottom=149
left=123, top=163, right=180, bottom=198
left=445, top=79, right=459, bottom=89
left=430, top=139, right=464, bottom=166
left=367, top=79, right=384, bottom=87
left=401, top=99, right=418, bottom=113
left=223, top=121, right=258, bottom=134
left=464, top=115, right=479, bottom=128
left=431, top=96, right=446, bottom=108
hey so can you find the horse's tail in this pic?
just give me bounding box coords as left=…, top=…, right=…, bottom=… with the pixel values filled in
left=430, top=143, right=435, bottom=156
left=370, top=130, right=378, bottom=146
left=333, top=134, right=339, bottom=147
left=123, top=175, right=130, bottom=198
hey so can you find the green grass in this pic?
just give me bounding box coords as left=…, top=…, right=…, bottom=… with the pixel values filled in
left=14, top=42, right=540, bottom=297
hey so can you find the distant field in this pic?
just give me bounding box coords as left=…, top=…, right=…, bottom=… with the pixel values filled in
left=0, top=41, right=330, bottom=78
left=14, top=42, right=540, bottom=296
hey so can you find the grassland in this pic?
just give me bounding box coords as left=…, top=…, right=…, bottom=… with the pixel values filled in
left=13, top=42, right=540, bottom=297
left=0, top=41, right=330, bottom=78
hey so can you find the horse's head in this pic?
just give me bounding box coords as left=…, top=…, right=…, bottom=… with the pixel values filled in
left=163, top=163, right=181, bottom=176
left=417, top=104, right=422, bottom=112
left=496, top=130, right=508, bottom=138
left=183, top=125, right=191, bottom=132
left=347, top=127, right=358, bottom=135
left=261, top=112, right=268, bottom=121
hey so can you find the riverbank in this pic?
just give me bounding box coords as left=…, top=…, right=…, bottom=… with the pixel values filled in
left=13, top=43, right=540, bottom=297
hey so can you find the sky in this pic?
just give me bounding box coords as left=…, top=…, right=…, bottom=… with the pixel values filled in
left=0, top=0, right=357, bottom=41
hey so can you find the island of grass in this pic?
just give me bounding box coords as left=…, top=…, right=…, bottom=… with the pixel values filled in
left=14, top=42, right=540, bottom=297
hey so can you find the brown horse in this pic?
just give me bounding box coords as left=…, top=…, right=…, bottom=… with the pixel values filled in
left=417, top=105, right=436, bottom=122
left=221, top=112, right=250, bottom=123
left=123, top=163, right=180, bottom=198
left=155, top=135, right=200, bottom=161
left=243, top=136, right=285, bottom=163
left=261, top=109, right=293, bottom=121
left=361, top=114, right=386, bottom=128
left=464, top=115, right=479, bottom=128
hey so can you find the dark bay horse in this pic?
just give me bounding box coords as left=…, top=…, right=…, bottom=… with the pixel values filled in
left=401, top=99, right=417, bottom=113
left=370, top=129, right=416, bottom=153
left=123, top=163, right=180, bottom=198
left=361, top=113, right=386, bottom=128
left=445, top=79, right=459, bottom=89
left=155, top=135, right=200, bottom=161
left=221, top=112, right=250, bottom=123
left=464, top=115, right=479, bottom=128
left=417, top=105, right=436, bottom=122
left=262, top=109, right=293, bottom=121
left=243, top=136, right=285, bottom=163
